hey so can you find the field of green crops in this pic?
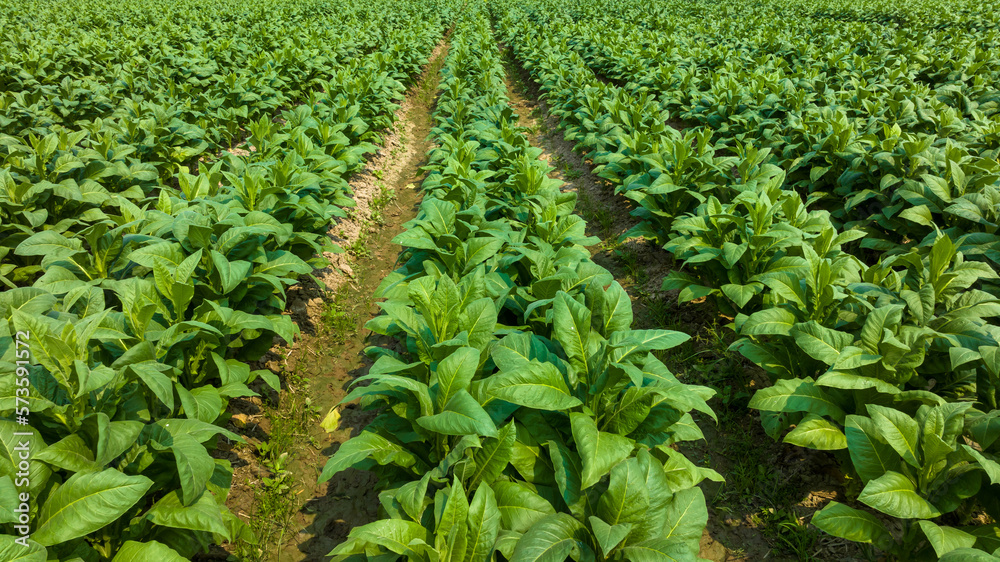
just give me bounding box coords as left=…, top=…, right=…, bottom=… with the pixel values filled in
left=3, top=0, right=1000, bottom=559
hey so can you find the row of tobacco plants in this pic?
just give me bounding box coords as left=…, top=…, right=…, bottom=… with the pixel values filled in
left=497, top=0, right=1000, bottom=558
left=0, top=0, right=457, bottom=559
left=319, top=3, right=721, bottom=560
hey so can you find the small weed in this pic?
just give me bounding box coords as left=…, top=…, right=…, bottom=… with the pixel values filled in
left=348, top=228, right=373, bottom=259
left=613, top=244, right=648, bottom=286
left=369, top=182, right=396, bottom=225
left=236, top=375, right=319, bottom=561
left=320, top=284, right=358, bottom=343
left=759, top=508, right=820, bottom=560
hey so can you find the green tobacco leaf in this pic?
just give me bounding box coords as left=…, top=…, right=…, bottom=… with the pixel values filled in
left=598, top=281, right=633, bottom=336
left=811, top=502, right=893, bottom=550
left=748, top=378, right=846, bottom=422
left=466, top=484, right=501, bottom=562
left=112, top=541, right=186, bottom=562
left=434, top=347, right=480, bottom=409
left=146, top=490, right=230, bottom=537
left=509, top=513, right=588, bottom=562
left=547, top=441, right=585, bottom=518
left=435, top=478, right=470, bottom=559
left=740, top=307, right=796, bottom=336
left=0, top=535, right=46, bottom=562
left=319, top=431, right=417, bottom=483
left=816, top=371, right=899, bottom=395
left=918, top=520, right=976, bottom=558
left=867, top=405, right=921, bottom=469
left=784, top=414, right=847, bottom=450
left=610, top=330, right=690, bottom=362
left=493, top=481, right=556, bottom=534
left=618, top=539, right=692, bottom=562
left=859, top=471, right=941, bottom=519
left=571, top=412, right=633, bottom=489
left=32, top=469, right=152, bottom=546
left=345, top=519, right=430, bottom=555
left=721, top=282, right=763, bottom=309
left=790, top=321, right=853, bottom=365
left=484, top=361, right=581, bottom=410
left=938, top=549, right=1000, bottom=562
left=34, top=434, right=100, bottom=473
left=846, top=415, right=901, bottom=483
left=466, top=421, right=517, bottom=490
left=588, top=516, right=632, bottom=558
left=417, top=390, right=498, bottom=438
left=963, top=446, right=1000, bottom=485
left=552, top=292, right=592, bottom=375
left=15, top=230, right=83, bottom=258
left=171, top=433, right=215, bottom=506
left=597, top=456, right=649, bottom=527
left=661, top=487, right=708, bottom=552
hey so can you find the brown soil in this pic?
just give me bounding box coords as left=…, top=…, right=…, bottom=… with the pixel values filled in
left=218, top=35, right=450, bottom=562
left=501, top=47, right=865, bottom=562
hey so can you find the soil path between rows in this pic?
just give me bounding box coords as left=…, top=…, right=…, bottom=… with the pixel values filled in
left=218, top=35, right=450, bottom=562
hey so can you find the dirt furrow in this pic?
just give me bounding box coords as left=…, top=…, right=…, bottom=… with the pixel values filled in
left=217, top=35, right=451, bottom=562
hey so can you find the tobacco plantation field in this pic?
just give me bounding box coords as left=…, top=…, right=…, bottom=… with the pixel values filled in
left=2, top=0, right=1000, bottom=560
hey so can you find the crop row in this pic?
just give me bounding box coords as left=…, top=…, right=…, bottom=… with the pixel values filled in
left=320, top=3, right=719, bottom=561
left=496, top=0, right=1000, bottom=558
left=0, top=1, right=454, bottom=559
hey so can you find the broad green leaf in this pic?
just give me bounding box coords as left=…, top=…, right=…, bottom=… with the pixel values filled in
left=345, top=519, right=429, bottom=555
left=720, top=282, right=763, bottom=309
left=145, top=490, right=230, bottom=537
left=596, top=456, right=649, bottom=526
left=417, top=390, right=498, bottom=438
left=32, top=469, right=152, bottom=546
left=748, top=378, right=845, bottom=423
left=171, top=433, right=215, bottom=506
left=661, top=487, right=708, bottom=551
left=618, top=539, right=692, bottom=562
left=509, top=513, right=588, bottom=562
left=436, top=478, right=470, bottom=559
left=34, top=434, right=100, bottom=473
left=846, top=415, right=901, bottom=483
left=484, top=361, right=581, bottom=410
left=552, top=292, right=591, bottom=375
left=610, top=329, right=690, bottom=362
left=588, top=517, right=632, bottom=558
left=784, top=414, right=847, bottom=450
left=319, top=431, right=417, bottom=483
left=493, top=481, right=556, bottom=533
left=867, top=405, right=921, bottom=469
left=15, top=230, right=83, bottom=258
left=571, top=413, right=633, bottom=489
left=939, top=549, right=1000, bottom=562
left=964, top=446, right=1000, bottom=485
left=467, top=422, right=516, bottom=490
left=465, top=484, right=501, bottom=562
left=790, top=321, right=853, bottom=365
left=811, top=501, right=893, bottom=549
left=918, top=520, right=976, bottom=557
left=434, top=347, right=480, bottom=409
left=0, top=535, right=46, bottom=562
left=816, top=371, right=899, bottom=395
left=547, top=441, right=584, bottom=518
left=112, top=541, right=186, bottom=562
left=740, top=307, right=797, bottom=336
left=859, top=471, right=941, bottom=519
